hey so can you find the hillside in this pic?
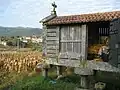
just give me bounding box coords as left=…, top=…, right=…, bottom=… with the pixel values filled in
left=0, top=26, right=42, bottom=36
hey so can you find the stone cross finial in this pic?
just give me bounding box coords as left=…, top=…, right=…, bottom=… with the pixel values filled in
left=51, top=2, right=57, bottom=15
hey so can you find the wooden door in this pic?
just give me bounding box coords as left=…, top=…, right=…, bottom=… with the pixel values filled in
left=60, top=25, right=87, bottom=60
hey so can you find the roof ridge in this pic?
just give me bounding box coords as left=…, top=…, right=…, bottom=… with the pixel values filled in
left=44, top=10, right=120, bottom=25
left=57, top=10, right=120, bottom=17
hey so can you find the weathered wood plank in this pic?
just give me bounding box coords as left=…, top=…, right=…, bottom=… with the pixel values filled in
left=47, top=52, right=56, bottom=54
left=47, top=49, right=57, bottom=51
left=81, top=24, right=87, bottom=60
left=61, top=40, right=82, bottom=42
left=47, top=53, right=57, bottom=58
left=85, top=25, right=88, bottom=59
left=47, top=48, right=58, bottom=51
left=46, top=36, right=58, bottom=41
left=47, top=29, right=57, bottom=33
left=47, top=49, right=57, bottom=53
left=46, top=39, right=58, bottom=41
left=61, top=26, right=69, bottom=40
left=59, top=52, right=81, bottom=59
left=61, top=42, right=67, bottom=52
left=56, top=26, right=60, bottom=53
left=47, top=43, right=56, bottom=46
left=47, top=45, right=59, bottom=50
left=42, top=25, right=47, bottom=55
left=46, top=41, right=57, bottom=44
left=47, top=32, right=56, bottom=37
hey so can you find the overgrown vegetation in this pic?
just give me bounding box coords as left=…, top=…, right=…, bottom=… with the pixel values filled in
left=10, top=76, right=75, bottom=90
left=9, top=74, right=79, bottom=90
left=0, top=62, right=80, bottom=90
left=0, top=69, right=80, bottom=90
left=0, top=71, right=28, bottom=90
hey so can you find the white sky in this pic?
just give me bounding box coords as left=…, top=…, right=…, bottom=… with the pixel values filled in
left=0, top=0, right=120, bottom=28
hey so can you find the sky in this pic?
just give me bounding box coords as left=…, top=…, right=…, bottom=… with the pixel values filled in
left=0, top=0, right=120, bottom=28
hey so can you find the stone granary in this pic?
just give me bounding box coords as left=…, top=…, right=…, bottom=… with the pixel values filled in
left=40, top=2, right=120, bottom=90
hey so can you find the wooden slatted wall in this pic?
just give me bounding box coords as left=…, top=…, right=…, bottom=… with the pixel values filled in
left=46, top=26, right=59, bottom=58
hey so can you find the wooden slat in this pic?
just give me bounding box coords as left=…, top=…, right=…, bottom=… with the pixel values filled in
left=56, top=26, right=60, bottom=53
left=42, top=25, right=47, bottom=55
left=46, top=37, right=58, bottom=41
left=81, top=24, right=87, bottom=60
left=61, top=26, right=69, bottom=40
left=47, top=48, right=58, bottom=50
left=78, top=26, right=82, bottom=40
left=47, top=32, right=56, bottom=37
left=59, top=52, right=81, bottom=59
left=46, top=36, right=57, bottom=39
left=47, top=43, right=56, bottom=46
left=47, top=53, right=57, bottom=58
left=99, top=28, right=109, bottom=35
left=47, top=45, right=59, bottom=50
left=61, top=40, right=82, bottom=42
left=61, top=42, right=66, bottom=52
left=46, top=41, right=57, bottom=45
left=47, top=29, right=57, bottom=33
left=47, top=49, right=57, bottom=53
left=47, top=52, right=56, bottom=54
left=85, top=25, right=88, bottom=59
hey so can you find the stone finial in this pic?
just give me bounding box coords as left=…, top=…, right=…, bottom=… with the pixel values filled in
left=51, top=2, right=57, bottom=15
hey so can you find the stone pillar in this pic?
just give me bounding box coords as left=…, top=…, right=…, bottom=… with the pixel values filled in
left=76, top=75, right=93, bottom=90
left=42, top=68, right=48, bottom=78
left=80, top=75, right=89, bottom=89
left=74, top=68, right=94, bottom=90
left=56, top=66, right=62, bottom=76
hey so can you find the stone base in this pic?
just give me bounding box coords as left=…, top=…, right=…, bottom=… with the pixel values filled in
left=42, top=68, right=48, bottom=77
left=75, top=87, right=93, bottom=90
left=56, top=66, right=62, bottom=76
left=74, top=68, right=93, bottom=75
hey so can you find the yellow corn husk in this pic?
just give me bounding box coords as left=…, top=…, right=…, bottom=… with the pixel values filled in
left=93, top=58, right=103, bottom=62
left=0, top=51, right=43, bottom=73
left=88, top=44, right=104, bottom=54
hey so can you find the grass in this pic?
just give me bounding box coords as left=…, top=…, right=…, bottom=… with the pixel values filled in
left=9, top=74, right=79, bottom=90
left=0, top=66, right=81, bottom=90
left=0, top=71, right=29, bottom=90
left=1, top=68, right=120, bottom=90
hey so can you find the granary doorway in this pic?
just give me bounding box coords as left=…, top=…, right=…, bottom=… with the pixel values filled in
left=59, top=25, right=87, bottom=61
left=87, top=22, right=110, bottom=60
